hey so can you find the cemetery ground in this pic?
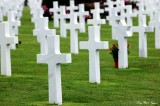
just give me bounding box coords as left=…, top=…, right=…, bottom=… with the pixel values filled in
left=0, top=7, right=160, bottom=106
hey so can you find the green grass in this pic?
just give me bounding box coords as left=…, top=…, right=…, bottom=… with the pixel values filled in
left=0, top=7, right=160, bottom=106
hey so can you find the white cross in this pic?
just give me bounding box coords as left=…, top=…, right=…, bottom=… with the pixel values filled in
left=87, top=2, right=106, bottom=26
left=119, top=5, right=137, bottom=26
left=65, top=12, right=82, bottom=54
left=32, top=8, right=44, bottom=36
left=34, top=17, right=56, bottom=54
left=104, top=0, right=114, bottom=17
left=80, top=26, right=108, bottom=83
left=132, top=14, right=154, bottom=57
left=59, top=6, right=69, bottom=38
left=0, top=22, right=17, bottom=76
left=136, top=0, right=147, bottom=15
left=154, top=11, right=160, bottom=49
left=37, top=35, right=71, bottom=105
left=77, top=4, right=89, bottom=33
left=0, top=3, right=3, bottom=21
left=114, top=20, right=132, bottom=68
left=31, top=8, right=44, bottom=23
left=105, top=0, right=121, bottom=40
left=7, top=11, right=20, bottom=49
left=66, top=0, right=78, bottom=14
left=49, top=1, right=60, bottom=28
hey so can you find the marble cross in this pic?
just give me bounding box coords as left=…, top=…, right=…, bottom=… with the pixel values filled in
left=0, top=22, right=17, bottom=76
left=49, top=1, right=60, bottom=28
left=132, top=14, right=153, bottom=58
left=59, top=6, right=69, bottom=38
left=88, top=2, right=106, bottom=26
left=80, top=26, right=108, bottom=83
left=32, top=8, right=44, bottom=36
left=37, top=35, right=71, bottom=105
left=66, top=12, right=82, bottom=54
left=105, top=0, right=121, bottom=40
left=136, top=0, right=147, bottom=15
left=154, top=11, right=160, bottom=49
left=114, top=20, right=132, bottom=68
left=66, top=0, right=78, bottom=14
left=7, top=11, right=20, bottom=49
left=31, top=8, right=44, bottom=24
left=0, top=3, right=3, bottom=22
left=34, top=17, right=56, bottom=54
left=119, top=5, right=137, bottom=26
left=77, top=4, right=89, bottom=33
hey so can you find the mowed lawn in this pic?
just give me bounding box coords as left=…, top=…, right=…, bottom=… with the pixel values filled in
left=0, top=7, right=160, bottom=106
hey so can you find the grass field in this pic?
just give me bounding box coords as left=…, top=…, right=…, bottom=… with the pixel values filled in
left=0, top=7, right=160, bottom=106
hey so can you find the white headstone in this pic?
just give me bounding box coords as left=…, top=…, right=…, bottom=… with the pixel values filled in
left=105, top=0, right=121, bottom=40
left=88, top=2, right=106, bottom=26
left=154, top=11, right=160, bottom=49
left=65, top=12, right=81, bottom=54
left=7, top=11, right=20, bottom=49
left=114, top=20, right=132, bottom=68
left=34, top=17, right=56, bottom=54
left=0, top=3, right=3, bottom=21
left=32, top=8, right=44, bottom=36
left=80, top=26, right=108, bottom=83
left=0, top=22, right=17, bottom=76
left=59, top=6, right=69, bottom=38
left=66, top=0, right=78, bottom=14
left=32, top=7, right=44, bottom=23
left=49, top=1, right=60, bottom=28
left=77, top=4, right=89, bottom=33
left=37, top=35, right=71, bottom=105
left=132, top=15, right=153, bottom=57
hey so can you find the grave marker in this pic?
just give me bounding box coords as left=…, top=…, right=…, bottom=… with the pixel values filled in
left=114, top=20, right=132, bottom=68
left=65, top=12, right=81, bottom=54
left=77, top=4, right=89, bottom=33
left=154, top=11, right=160, bottom=49
left=49, top=1, right=60, bottom=28
left=80, top=26, right=108, bottom=83
left=66, top=0, right=78, bottom=14
left=0, top=22, right=17, bottom=76
left=34, top=17, right=56, bottom=54
left=132, top=15, right=153, bottom=57
left=7, top=11, right=20, bottom=49
left=37, top=35, right=71, bottom=105
left=59, top=6, right=69, bottom=38
left=88, top=2, right=106, bottom=26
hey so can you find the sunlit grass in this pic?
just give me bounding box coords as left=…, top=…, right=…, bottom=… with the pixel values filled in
left=0, top=7, right=159, bottom=105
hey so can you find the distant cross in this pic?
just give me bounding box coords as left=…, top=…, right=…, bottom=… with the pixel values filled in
left=65, top=11, right=82, bottom=54
left=7, top=11, right=20, bottom=49
left=34, top=17, right=56, bottom=54
left=119, top=5, right=137, bottom=26
left=154, top=11, right=160, bottom=49
left=31, top=8, right=44, bottom=23
left=66, top=0, right=78, bottom=14
left=88, top=2, right=106, bottom=26
left=0, top=22, right=17, bottom=76
left=0, top=3, right=3, bottom=21
left=37, top=35, right=71, bottom=105
left=132, top=14, right=153, bottom=57
left=105, top=0, right=121, bottom=40
left=77, top=4, right=89, bottom=33
left=59, top=6, right=69, bottom=38
left=32, top=8, right=44, bottom=36
left=114, top=20, right=132, bottom=68
left=80, top=26, right=108, bottom=83
left=49, top=1, right=60, bottom=28
left=136, top=0, right=147, bottom=15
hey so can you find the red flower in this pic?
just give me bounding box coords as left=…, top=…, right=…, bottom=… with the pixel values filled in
left=110, top=48, right=113, bottom=51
